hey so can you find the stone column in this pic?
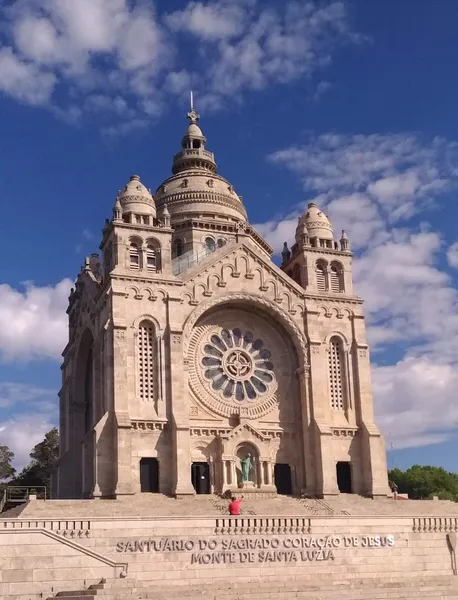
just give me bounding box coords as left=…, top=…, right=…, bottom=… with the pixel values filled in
left=297, top=364, right=320, bottom=494
left=354, top=344, right=390, bottom=497
left=209, top=457, right=215, bottom=494
left=168, top=322, right=194, bottom=497
left=267, top=461, right=273, bottom=486
left=306, top=343, right=339, bottom=497
left=230, top=460, right=237, bottom=487
left=112, top=326, right=134, bottom=496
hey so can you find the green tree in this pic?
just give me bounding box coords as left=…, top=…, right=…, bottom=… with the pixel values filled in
left=0, top=444, right=15, bottom=482
left=30, top=428, right=59, bottom=472
left=11, top=428, right=59, bottom=494
left=389, top=465, right=458, bottom=501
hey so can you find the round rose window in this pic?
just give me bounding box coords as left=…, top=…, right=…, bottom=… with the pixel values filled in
left=201, top=328, right=274, bottom=401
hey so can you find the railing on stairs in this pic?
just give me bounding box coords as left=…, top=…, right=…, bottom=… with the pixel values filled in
left=299, top=491, right=351, bottom=516
left=5, top=485, right=47, bottom=503
left=172, top=239, right=235, bottom=276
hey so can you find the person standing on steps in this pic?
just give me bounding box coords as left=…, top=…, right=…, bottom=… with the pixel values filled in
left=228, top=495, right=243, bottom=515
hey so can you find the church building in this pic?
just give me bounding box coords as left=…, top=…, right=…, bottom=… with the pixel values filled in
left=56, top=106, right=390, bottom=499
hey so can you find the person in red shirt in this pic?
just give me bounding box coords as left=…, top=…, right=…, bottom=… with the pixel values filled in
left=228, top=496, right=243, bottom=515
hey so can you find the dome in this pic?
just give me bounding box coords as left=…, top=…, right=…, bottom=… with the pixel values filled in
left=155, top=107, right=247, bottom=222
left=117, top=175, right=156, bottom=217
left=155, top=170, right=247, bottom=222
left=186, top=122, right=204, bottom=138
left=303, top=202, right=333, bottom=240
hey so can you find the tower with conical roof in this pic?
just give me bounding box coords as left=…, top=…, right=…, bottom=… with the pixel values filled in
left=281, top=202, right=353, bottom=293
left=155, top=101, right=248, bottom=262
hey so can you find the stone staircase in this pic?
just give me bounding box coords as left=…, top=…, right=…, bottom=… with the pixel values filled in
left=47, top=579, right=112, bottom=600
left=7, top=493, right=458, bottom=520
left=324, top=493, right=458, bottom=516
left=49, top=576, right=458, bottom=600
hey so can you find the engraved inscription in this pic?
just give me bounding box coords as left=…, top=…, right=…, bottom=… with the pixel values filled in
left=116, top=534, right=395, bottom=564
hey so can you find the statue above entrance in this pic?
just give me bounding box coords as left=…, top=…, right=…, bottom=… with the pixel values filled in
left=240, top=453, right=253, bottom=482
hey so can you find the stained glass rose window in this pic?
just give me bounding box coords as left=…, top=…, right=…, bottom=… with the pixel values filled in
left=201, top=328, right=274, bottom=401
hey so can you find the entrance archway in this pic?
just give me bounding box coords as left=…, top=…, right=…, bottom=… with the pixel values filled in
left=336, top=461, right=352, bottom=493
left=191, top=462, right=211, bottom=494
left=140, top=458, right=159, bottom=493
left=274, top=464, right=292, bottom=495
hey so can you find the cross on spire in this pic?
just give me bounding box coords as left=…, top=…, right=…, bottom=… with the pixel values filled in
left=187, top=90, right=200, bottom=124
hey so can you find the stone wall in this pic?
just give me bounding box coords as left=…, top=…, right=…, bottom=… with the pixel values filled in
left=1, top=514, right=457, bottom=598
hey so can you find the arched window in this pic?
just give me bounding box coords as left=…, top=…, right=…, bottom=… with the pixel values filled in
left=330, top=263, right=343, bottom=292
left=205, top=237, right=216, bottom=253
left=129, top=242, right=140, bottom=269
left=316, top=262, right=327, bottom=292
left=217, top=238, right=226, bottom=248
left=328, top=337, right=345, bottom=410
left=138, top=321, right=155, bottom=402
left=173, top=239, right=183, bottom=258
left=146, top=245, right=156, bottom=271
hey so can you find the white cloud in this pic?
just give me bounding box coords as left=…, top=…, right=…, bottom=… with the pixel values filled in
left=0, top=382, right=55, bottom=410
left=166, top=1, right=248, bottom=41
left=0, top=279, right=72, bottom=362
left=0, top=413, right=56, bottom=471
left=0, top=0, right=171, bottom=119
left=258, top=131, right=458, bottom=449
left=0, top=381, right=57, bottom=470
left=447, top=241, right=458, bottom=268
left=178, top=0, right=358, bottom=109
left=0, top=47, right=56, bottom=104
left=373, top=357, right=458, bottom=450
left=0, top=1, right=357, bottom=126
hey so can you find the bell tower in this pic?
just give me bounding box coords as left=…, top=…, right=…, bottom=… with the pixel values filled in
left=281, top=202, right=390, bottom=497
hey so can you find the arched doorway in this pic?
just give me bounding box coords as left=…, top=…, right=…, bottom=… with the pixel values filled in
left=191, top=463, right=210, bottom=494
left=140, top=458, right=159, bottom=493
left=336, top=461, right=352, bottom=493
left=274, top=464, right=292, bottom=495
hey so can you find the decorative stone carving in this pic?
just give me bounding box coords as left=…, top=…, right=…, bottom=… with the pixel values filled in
left=131, top=421, right=167, bottom=431
left=332, top=428, right=357, bottom=437
left=182, top=293, right=308, bottom=366
left=201, top=328, right=275, bottom=403
left=171, top=334, right=181, bottom=345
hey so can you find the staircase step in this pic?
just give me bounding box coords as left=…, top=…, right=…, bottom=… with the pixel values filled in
left=56, top=591, right=97, bottom=597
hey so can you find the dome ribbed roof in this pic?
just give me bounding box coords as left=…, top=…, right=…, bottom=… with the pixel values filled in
left=302, top=202, right=333, bottom=239
left=155, top=109, right=247, bottom=222
left=117, top=175, right=156, bottom=217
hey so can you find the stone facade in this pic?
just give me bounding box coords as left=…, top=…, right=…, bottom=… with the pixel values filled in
left=56, top=106, right=390, bottom=500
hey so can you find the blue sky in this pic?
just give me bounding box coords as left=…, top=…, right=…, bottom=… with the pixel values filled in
left=1, top=0, right=458, bottom=472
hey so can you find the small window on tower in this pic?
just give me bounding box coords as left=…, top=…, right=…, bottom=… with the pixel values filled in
left=129, top=242, right=140, bottom=269
left=146, top=245, right=156, bottom=271
left=316, top=262, right=327, bottom=292
left=173, top=239, right=184, bottom=258
left=205, top=237, right=216, bottom=253
left=192, top=140, right=201, bottom=149
left=330, top=264, right=343, bottom=292
left=328, top=337, right=346, bottom=410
